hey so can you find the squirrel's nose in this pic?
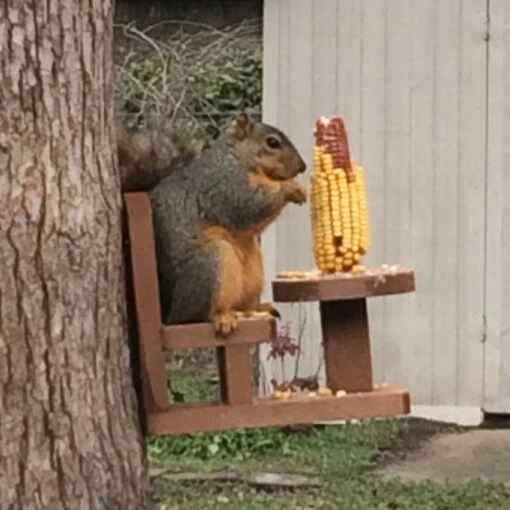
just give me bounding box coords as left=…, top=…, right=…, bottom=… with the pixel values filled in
left=298, top=159, right=307, bottom=173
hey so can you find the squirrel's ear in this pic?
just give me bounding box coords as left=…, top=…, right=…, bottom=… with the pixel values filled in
left=228, top=111, right=255, bottom=141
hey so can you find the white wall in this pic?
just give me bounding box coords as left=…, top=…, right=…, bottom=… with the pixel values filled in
left=484, top=0, right=510, bottom=411
left=262, top=0, right=510, bottom=408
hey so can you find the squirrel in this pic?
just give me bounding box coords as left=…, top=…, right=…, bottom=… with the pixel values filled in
left=119, top=111, right=308, bottom=336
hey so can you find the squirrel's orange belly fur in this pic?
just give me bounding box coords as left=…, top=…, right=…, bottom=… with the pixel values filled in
left=203, top=226, right=267, bottom=335
left=204, top=226, right=264, bottom=316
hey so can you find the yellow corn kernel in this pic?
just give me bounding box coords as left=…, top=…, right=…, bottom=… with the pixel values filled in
left=326, top=172, right=342, bottom=238
left=343, top=258, right=354, bottom=271
left=317, top=387, right=333, bottom=397
left=336, top=169, right=351, bottom=250
left=348, top=179, right=360, bottom=255
left=310, top=175, right=322, bottom=259
left=334, top=256, right=344, bottom=273
left=322, top=152, right=334, bottom=174
left=313, top=146, right=323, bottom=174
left=311, top=149, right=335, bottom=272
left=322, top=155, right=336, bottom=270
left=353, top=165, right=371, bottom=255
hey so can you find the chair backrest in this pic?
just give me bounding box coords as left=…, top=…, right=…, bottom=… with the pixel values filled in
left=124, top=192, right=169, bottom=413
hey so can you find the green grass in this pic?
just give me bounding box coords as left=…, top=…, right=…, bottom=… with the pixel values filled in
left=168, top=372, right=220, bottom=403
left=150, top=374, right=510, bottom=510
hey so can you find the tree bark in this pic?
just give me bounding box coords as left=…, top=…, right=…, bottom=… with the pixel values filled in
left=0, top=1, right=150, bottom=509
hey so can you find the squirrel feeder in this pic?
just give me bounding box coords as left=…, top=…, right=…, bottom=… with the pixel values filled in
left=123, top=116, right=414, bottom=435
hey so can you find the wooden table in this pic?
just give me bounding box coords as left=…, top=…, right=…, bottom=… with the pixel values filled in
left=272, top=267, right=415, bottom=395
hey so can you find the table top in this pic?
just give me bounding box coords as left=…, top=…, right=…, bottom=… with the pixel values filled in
left=272, top=266, right=415, bottom=303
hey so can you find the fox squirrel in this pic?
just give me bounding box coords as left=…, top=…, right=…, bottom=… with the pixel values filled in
left=119, top=112, right=307, bottom=336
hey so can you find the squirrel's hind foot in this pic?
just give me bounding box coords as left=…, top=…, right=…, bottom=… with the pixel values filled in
left=213, top=311, right=238, bottom=337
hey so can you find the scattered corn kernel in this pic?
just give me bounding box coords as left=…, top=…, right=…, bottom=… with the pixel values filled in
left=308, top=392, right=317, bottom=398
left=336, top=390, right=347, bottom=397
left=317, top=387, right=333, bottom=397
left=276, top=270, right=308, bottom=279
left=281, top=390, right=292, bottom=399
left=273, top=391, right=284, bottom=400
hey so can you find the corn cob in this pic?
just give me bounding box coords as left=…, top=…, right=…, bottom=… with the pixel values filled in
left=311, top=116, right=371, bottom=273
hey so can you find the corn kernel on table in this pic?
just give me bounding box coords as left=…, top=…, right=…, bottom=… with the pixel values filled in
left=272, top=266, right=415, bottom=396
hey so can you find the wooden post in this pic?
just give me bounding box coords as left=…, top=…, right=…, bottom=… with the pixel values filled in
left=217, top=345, right=254, bottom=405
left=320, top=298, right=373, bottom=393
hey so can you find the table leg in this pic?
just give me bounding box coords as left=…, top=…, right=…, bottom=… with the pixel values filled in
left=319, top=298, right=374, bottom=393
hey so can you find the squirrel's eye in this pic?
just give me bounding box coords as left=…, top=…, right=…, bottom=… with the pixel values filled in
left=266, top=135, right=281, bottom=149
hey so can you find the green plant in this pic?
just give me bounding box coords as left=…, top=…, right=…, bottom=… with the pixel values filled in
left=114, top=21, right=263, bottom=145
left=148, top=426, right=294, bottom=463
left=169, top=373, right=220, bottom=403
left=185, top=46, right=262, bottom=138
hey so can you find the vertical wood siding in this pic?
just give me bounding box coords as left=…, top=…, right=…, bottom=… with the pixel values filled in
left=484, top=0, right=510, bottom=409
left=262, top=0, right=497, bottom=406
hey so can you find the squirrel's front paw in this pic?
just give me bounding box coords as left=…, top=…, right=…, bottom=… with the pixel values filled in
left=283, top=180, right=308, bottom=205
left=213, top=311, right=237, bottom=337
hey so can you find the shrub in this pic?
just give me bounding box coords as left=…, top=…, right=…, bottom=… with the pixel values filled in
left=114, top=21, right=263, bottom=145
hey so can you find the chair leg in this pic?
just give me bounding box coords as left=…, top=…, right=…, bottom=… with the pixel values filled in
left=217, top=344, right=254, bottom=405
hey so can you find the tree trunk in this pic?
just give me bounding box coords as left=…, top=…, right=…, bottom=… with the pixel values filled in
left=0, top=2, right=150, bottom=509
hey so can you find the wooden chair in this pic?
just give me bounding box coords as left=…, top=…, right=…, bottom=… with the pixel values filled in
left=124, top=192, right=414, bottom=436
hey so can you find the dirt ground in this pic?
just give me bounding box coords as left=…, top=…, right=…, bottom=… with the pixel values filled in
left=378, top=418, right=510, bottom=485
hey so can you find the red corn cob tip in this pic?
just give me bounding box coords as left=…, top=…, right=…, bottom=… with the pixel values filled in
left=314, top=115, right=354, bottom=179
left=314, top=118, right=327, bottom=145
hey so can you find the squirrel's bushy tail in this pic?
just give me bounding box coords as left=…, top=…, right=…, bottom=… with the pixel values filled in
left=116, top=117, right=205, bottom=192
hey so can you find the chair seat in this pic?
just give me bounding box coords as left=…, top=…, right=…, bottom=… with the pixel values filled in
left=162, top=315, right=277, bottom=350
